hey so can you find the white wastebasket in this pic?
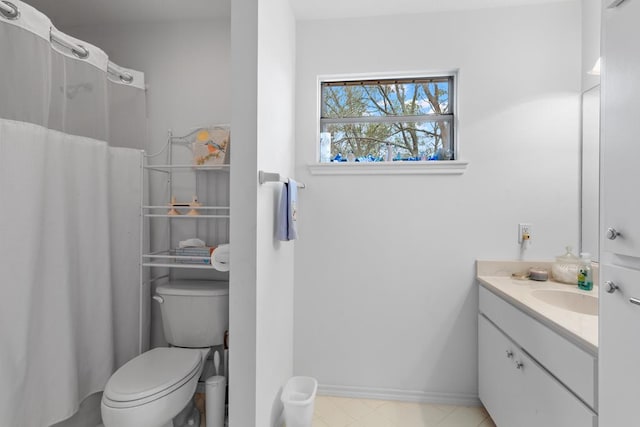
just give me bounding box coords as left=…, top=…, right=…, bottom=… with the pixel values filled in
left=280, top=376, right=318, bottom=427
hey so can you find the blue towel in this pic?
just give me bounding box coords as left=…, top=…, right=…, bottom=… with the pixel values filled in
left=276, top=184, right=288, bottom=241
left=276, top=179, right=298, bottom=241
left=287, top=179, right=298, bottom=240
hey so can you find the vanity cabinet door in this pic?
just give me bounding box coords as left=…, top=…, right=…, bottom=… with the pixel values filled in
left=601, top=0, right=640, bottom=258
left=479, top=315, right=597, bottom=427
left=515, top=344, right=597, bottom=427
left=599, top=264, right=640, bottom=427
left=479, top=315, right=525, bottom=427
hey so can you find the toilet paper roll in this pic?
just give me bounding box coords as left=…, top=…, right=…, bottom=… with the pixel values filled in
left=211, top=244, right=230, bottom=272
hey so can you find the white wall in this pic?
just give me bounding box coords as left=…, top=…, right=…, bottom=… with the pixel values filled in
left=581, top=0, right=601, bottom=91
left=255, top=0, right=297, bottom=425
left=230, top=0, right=259, bottom=424
left=67, top=19, right=232, bottom=153
left=230, top=0, right=296, bottom=424
left=294, top=2, right=581, bottom=403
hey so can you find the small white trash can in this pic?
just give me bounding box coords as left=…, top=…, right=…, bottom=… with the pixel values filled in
left=280, top=376, right=318, bottom=427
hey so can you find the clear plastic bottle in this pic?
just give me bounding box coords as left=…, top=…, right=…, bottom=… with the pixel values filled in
left=577, top=252, right=593, bottom=291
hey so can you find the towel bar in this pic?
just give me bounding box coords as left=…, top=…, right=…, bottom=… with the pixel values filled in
left=258, top=170, right=306, bottom=188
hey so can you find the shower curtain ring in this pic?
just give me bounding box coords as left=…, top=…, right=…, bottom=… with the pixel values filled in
left=120, top=73, right=134, bottom=84
left=0, top=1, right=19, bottom=20
left=72, top=44, right=90, bottom=59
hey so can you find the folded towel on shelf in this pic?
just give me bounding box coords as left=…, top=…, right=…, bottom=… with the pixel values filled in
left=178, top=238, right=206, bottom=248
left=276, top=179, right=298, bottom=241
left=175, top=246, right=214, bottom=264
left=211, top=244, right=230, bottom=271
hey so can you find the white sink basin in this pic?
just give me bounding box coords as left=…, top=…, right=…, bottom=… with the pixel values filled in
left=531, top=289, right=598, bottom=316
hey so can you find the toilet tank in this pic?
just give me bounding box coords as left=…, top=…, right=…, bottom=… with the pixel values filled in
left=155, top=280, right=229, bottom=348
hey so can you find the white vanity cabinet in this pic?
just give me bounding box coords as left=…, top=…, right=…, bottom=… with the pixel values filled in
left=479, top=286, right=598, bottom=427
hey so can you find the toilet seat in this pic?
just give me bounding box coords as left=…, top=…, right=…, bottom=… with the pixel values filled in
left=102, top=347, right=202, bottom=409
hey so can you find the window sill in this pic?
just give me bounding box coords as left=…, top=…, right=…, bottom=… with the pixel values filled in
left=308, top=160, right=469, bottom=176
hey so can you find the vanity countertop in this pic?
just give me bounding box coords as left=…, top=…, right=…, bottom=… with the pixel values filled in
left=477, top=260, right=598, bottom=355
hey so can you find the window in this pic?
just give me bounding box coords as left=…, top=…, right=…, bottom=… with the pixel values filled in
left=320, top=76, right=455, bottom=163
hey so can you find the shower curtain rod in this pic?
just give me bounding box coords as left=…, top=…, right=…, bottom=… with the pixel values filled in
left=49, top=30, right=134, bottom=84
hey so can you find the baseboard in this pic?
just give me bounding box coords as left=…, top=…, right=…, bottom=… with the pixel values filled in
left=317, top=384, right=480, bottom=407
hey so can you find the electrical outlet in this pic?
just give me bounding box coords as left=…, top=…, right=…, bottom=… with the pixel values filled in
left=518, top=223, right=532, bottom=244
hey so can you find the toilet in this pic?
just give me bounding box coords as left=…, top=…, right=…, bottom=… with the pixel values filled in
left=101, top=280, right=229, bottom=427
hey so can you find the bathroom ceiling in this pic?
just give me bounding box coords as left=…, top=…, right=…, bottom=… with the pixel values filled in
left=22, top=0, right=570, bottom=26
left=291, top=0, right=572, bottom=20
left=21, top=0, right=231, bottom=26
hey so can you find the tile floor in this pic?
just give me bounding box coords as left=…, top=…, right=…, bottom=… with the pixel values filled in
left=312, top=396, right=496, bottom=427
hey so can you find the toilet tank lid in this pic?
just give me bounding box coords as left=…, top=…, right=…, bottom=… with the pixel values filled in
left=157, top=280, right=229, bottom=297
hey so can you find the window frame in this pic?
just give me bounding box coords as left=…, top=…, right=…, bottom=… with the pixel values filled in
left=317, top=72, right=459, bottom=165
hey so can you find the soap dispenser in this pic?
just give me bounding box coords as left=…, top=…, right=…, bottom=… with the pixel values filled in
left=578, top=253, right=594, bottom=291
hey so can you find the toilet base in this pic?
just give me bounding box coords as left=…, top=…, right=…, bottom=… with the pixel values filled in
left=172, top=398, right=200, bottom=427
left=104, top=397, right=199, bottom=427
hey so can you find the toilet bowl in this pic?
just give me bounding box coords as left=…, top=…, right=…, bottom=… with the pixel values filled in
left=101, top=347, right=209, bottom=427
left=101, top=280, right=229, bottom=427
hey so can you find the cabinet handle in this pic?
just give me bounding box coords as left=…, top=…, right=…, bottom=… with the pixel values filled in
left=516, top=361, right=524, bottom=370
left=606, top=227, right=622, bottom=240
left=506, top=350, right=514, bottom=359
left=630, top=298, right=640, bottom=307
left=606, top=281, right=619, bottom=294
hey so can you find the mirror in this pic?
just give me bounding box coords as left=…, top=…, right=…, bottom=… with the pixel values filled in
left=580, top=85, right=600, bottom=261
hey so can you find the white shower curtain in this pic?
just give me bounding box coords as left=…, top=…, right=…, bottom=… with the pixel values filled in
left=0, top=2, right=148, bottom=426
